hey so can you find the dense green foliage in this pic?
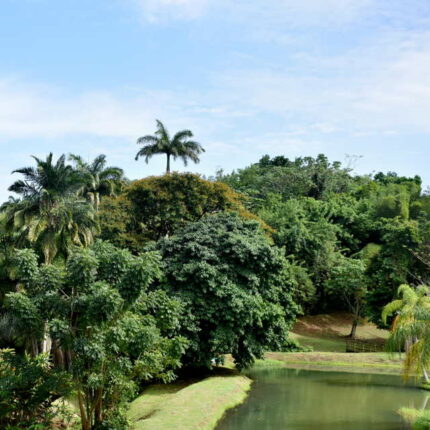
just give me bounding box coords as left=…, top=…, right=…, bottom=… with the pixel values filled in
left=219, top=154, right=430, bottom=328
left=157, top=213, right=299, bottom=370
left=0, top=349, right=71, bottom=429
left=99, top=172, right=259, bottom=246
left=1, top=139, right=430, bottom=428
left=5, top=242, right=186, bottom=429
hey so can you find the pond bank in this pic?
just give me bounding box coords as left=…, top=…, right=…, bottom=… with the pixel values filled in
left=262, top=351, right=403, bottom=374
left=128, top=369, right=251, bottom=430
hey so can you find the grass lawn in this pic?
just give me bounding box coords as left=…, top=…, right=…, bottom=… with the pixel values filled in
left=262, top=351, right=403, bottom=374
left=270, top=313, right=402, bottom=374
left=290, top=332, right=346, bottom=352
left=128, top=369, right=251, bottom=430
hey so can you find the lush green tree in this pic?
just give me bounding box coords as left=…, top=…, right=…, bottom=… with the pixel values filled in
left=325, top=257, right=368, bottom=338
left=382, top=284, right=430, bottom=382
left=135, top=120, right=204, bottom=174
left=323, top=194, right=376, bottom=254
left=372, top=184, right=417, bottom=220
left=258, top=195, right=339, bottom=306
left=102, top=173, right=260, bottom=244
left=374, top=171, right=422, bottom=188
left=2, top=154, right=97, bottom=263
left=70, top=154, right=125, bottom=212
left=356, top=175, right=421, bottom=222
left=97, top=195, right=140, bottom=251
left=281, top=260, right=315, bottom=312
left=157, top=212, right=300, bottom=370
left=219, top=154, right=354, bottom=206
left=5, top=242, right=187, bottom=429
left=366, top=219, right=422, bottom=325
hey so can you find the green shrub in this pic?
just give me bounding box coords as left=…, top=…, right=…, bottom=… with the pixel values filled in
left=282, top=337, right=312, bottom=353
left=0, top=349, right=71, bottom=429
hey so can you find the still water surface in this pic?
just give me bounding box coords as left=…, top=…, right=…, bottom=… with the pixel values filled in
left=217, top=367, right=430, bottom=430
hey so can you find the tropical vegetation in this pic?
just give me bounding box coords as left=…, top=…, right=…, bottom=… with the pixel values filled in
left=1, top=123, right=430, bottom=428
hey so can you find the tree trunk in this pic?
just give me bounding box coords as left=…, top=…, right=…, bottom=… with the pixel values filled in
left=41, top=322, right=52, bottom=354
left=66, top=349, right=73, bottom=372
left=423, top=366, right=430, bottom=384
left=78, top=391, right=90, bottom=430
left=422, top=395, right=429, bottom=410
left=95, top=193, right=100, bottom=213
left=94, top=391, right=103, bottom=426
left=30, top=337, right=39, bottom=356
left=349, top=318, right=358, bottom=339
left=53, top=341, right=65, bottom=368
left=166, top=154, right=171, bottom=174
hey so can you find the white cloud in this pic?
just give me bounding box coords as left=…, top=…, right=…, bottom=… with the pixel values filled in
left=131, top=0, right=211, bottom=22
left=130, top=0, right=424, bottom=29
left=227, top=0, right=374, bottom=29
left=2, top=25, right=430, bottom=147
left=129, top=0, right=374, bottom=25
left=209, top=27, right=430, bottom=135
left=0, top=78, right=213, bottom=140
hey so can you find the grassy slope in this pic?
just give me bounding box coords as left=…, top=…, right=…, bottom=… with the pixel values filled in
left=129, top=372, right=251, bottom=430
left=274, top=313, right=404, bottom=374
left=293, top=312, right=389, bottom=341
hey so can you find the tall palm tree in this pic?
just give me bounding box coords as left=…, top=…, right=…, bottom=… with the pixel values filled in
left=9, top=153, right=81, bottom=201
left=69, top=154, right=124, bottom=211
left=135, top=120, right=205, bottom=174
left=2, top=153, right=97, bottom=264
left=383, top=284, right=430, bottom=382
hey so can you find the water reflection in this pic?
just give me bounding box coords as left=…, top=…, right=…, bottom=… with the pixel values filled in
left=217, top=368, right=429, bottom=430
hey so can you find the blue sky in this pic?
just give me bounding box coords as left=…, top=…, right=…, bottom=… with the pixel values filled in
left=1, top=0, right=430, bottom=200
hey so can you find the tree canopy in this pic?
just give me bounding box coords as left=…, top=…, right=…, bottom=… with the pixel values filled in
left=157, top=212, right=300, bottom=370
left=100, top=172, right=261, bottom=245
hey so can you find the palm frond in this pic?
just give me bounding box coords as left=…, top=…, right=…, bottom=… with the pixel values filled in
left=90, top=154, right=107, bottom=173
left=155, top=119, right=170, bottom=142
left=172, top=129, right=193, bottom=142
left=137, top=135, right=159, bottom=145
left=382, top=299, right=403, bottom=324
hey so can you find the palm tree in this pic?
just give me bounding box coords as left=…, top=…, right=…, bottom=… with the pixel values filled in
left=135, top=120, right=205, bottom=174
left=9, top=153, right=81, bottom=200
left=2, top=153, right=97, bottom=264
left=382, top=284, right=430, bottom=382
left=69, top=154, right=124, bottom=211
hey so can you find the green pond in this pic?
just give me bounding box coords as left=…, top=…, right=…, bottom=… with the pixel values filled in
left=217, top=367, right=430, bottom=430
